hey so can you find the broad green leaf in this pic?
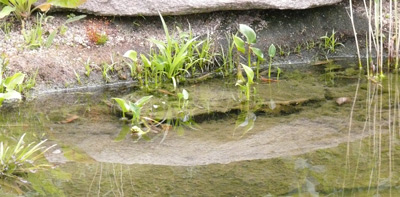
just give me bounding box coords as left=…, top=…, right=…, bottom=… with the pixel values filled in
left=250, top=47, right=264, bottom=60
left=0, top=0, right=10, bottom=5
left=0, top=6, right=15, bottom=19
left=268, top=44, right=276, bottom=58
left=241, top=63, right=254, bottom=84
left=239, top=24, right=256, bottom=44
left=4, top=73, right=25, bottom=91
left=112, top=98, right=129, bottom=113
left=64, top=14, right=86, bottom=24
left=134, top=95, right=152, bottom=107
left=123, top=50, right=137, bottom=62
left=47, top=0, right=86, bottom=8
left=182, top=89, right=189, bottom=100
left=233, top=35, right=245, bottom=53
left=140, top=54, right=151, bottom=68
left=2, top=90, right=21, bottom=100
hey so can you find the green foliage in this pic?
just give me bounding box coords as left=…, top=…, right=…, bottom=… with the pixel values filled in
left=0, top=133, right=55, bottom=194
left=0, top=55, right=26, bottom=107
left=112, top=95, right=152, bottom=126
left=73, top=69, right=81, bottom=85
left=0, top=0, right=86, bottom=20
left=277, top=67, right=282, bottom=80
left=112, top=96, right=154, bottom=141
left=268, top=44, right=276, bottom=79
left=177, top=89, right=189, bottom=110
left=83, top=58, right=92, bottom=77
left=239, top=24, right=256, bottom=44
left=320, top=29, right=344, bottom=54
left=22, top=13, right=44, bottom=48
left=123, top=13, right=217, bottom=90
left=233, top=24, right=264, bottom=81
left=236, top=63, right=254, bottom=101
left=22, top=13, right=85, bottom=49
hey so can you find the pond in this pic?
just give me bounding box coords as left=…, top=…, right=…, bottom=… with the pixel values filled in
left=0, top=60, right=399, bottom=196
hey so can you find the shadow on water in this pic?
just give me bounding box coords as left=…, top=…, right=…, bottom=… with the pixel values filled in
left=1, top=60, right=400, bottom=196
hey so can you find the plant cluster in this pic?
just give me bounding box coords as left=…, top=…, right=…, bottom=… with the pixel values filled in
left=85, top=18, right=110, bottom=45
left=124, top=13, right=217, bottom=90
left=112, top=96, right=153, bottom=140
left=0, top=0, right=86, bottom=20
left=0, top=54, right=25, bottom=107
left=320, top=29, right=344, bottom=54
left=0, top=133, right=55, bottom=194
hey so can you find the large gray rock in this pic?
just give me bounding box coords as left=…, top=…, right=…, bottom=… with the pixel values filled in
left=68, top=0, right=342, bottom=16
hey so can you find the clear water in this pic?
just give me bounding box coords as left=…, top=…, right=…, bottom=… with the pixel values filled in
left=1, top=62, right=399, bottom=196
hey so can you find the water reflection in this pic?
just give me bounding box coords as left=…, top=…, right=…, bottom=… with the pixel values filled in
left=0, top=65, right=400, bottom=196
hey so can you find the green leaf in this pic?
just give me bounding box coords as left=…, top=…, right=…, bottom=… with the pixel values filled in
left=140, top=54, right=151, bottom=68
left=239, top=24, right=256, bottom=44
left=1, top=90, right=21, bottom=100
left=250, top=47, right=264, bottom=60
left=45, top=29, right=58, bottom=48
left=123, top=50, right=138, bottom=62
left=64, top=14, right=86, bottom=24
left=112, top=98, right=130, bottom=113
left=0, top=6, right=15, bottom=19
left=134, top=95, right=152, bottom=107
left=47, top=0, right=86, bottom=8
left=268, top=44, right=276, bottom=58
left=233, top=35, right=245, bottom=53
left=241, top=63, right=254, bottom=84
left=4, top=73, right=25, bottom=91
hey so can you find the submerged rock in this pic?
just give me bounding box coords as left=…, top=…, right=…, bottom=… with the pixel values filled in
left=336, top=97, right=351, bottom=105
left=50, top=0, right=342, bottom=16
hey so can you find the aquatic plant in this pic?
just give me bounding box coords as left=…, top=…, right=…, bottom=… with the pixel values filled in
left=124, top=50, right=144, bottom=86
left=177, top=89, right=189, bottom=110
left=0, top=55, right=25, bottom=107
left=0, top=133, right=55, bottom=194
left=0, top=0, right=86, bottom=20
left=320, top=29, right=344, bottom=54
left=124, top=13, right=217, bottom=90
left=268, top=44, right=276, bottom=79
left=148, top=13, right=198, bottom=89
left=277, top=67, right=282, bottom=80
left=112, top=96, right=152, bottom=126
left=233, top=24, right=264, bottom=81
left=236, top=63, right=254, bottom=101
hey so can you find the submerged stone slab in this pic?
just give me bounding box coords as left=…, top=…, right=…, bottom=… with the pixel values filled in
left=60, top=0, right=342, bottom=16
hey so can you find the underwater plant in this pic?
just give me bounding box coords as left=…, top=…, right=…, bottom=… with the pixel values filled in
left=112, top=96, right=153, bottom=126
left=268, top=44, right=276, bottom=79
left=235, top=63, right=254, bottom=101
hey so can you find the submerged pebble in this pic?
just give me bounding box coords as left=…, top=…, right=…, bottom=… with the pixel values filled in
left=336, top=97, right=351, bottom=105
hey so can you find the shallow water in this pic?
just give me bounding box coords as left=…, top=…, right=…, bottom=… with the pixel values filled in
left=1, top=62, right=400, bottom=196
